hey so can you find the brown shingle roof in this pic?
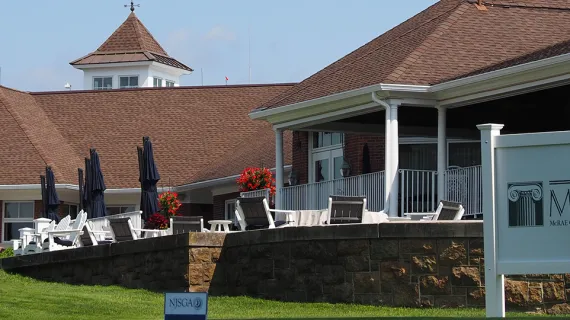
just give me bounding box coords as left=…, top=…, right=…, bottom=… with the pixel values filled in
left=256, top=0, right=570, bottom=111
left=70, top=12, right=192, bottom=72
left=191, top=127, right=293, bottom=184
left=1, top=84, right=292, bottom=188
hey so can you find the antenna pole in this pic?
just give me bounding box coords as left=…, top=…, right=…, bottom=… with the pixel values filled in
left=201, top=68, right=204, bottom=86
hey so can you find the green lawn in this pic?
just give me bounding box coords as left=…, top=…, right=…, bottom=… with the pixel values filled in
left=0, top=269, right=559, bottom=319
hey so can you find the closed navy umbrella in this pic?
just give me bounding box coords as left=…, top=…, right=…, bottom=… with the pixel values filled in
left=45, top=166, right=61, bottom=223
left=90, top=149, right=107, bottom=218
left=140, top=137, right=160, bottom=220
left=84, top=158, right=92, bottom=218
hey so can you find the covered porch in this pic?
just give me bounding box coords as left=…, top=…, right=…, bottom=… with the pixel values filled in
left=252, top=55, right=570, bottom=218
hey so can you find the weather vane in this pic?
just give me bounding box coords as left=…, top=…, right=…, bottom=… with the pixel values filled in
left=125, top=1, right=140, bottom=12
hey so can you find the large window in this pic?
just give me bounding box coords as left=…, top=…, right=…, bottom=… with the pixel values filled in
left=60, top=203, right=78, bottom=219
left=106, top=206, right=136, bottom=216
left=93, top=77, right=112, bottom=90
left=165, top=80, right=175, bottom=87
left=3, top=202, right=34, bottom=242
left=119, top=76, right=139, bottom=89
left=153, top=77, right=163, bottom=87
left=311, top=132, right=344, bottom=183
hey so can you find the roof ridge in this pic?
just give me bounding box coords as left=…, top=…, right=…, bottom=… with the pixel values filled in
left=29, top=82, right=297, bottom=95
left=385, top=1, right=469, bottom=83
left=257, top=0, right=463, bottom=110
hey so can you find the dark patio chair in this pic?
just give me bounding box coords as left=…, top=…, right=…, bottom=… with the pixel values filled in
left=108, top=217, right=138, bottom=242
left=79, top=223, right=112, bottom=247
left=235, top=197, right=297, bottom=231
left=326, top=195, right=367, bottom=225
left=171, top=216, right=204, bottom=234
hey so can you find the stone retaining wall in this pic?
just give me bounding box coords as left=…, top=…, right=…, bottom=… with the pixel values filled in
left=1, top=221, right=568, bottom=312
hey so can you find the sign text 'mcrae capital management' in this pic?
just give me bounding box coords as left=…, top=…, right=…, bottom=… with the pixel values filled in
left=549, top=181, right=570, bottom=227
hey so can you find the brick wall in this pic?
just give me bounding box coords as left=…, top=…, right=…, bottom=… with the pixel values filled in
left=292, top=131, right=310, bottom=184
left=291, top=131, right=386, bottom=184
left=212, top=192, right=240, bottom=220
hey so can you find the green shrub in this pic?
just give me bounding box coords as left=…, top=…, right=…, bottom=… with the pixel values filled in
left=0, top=247, right=14, bottom=259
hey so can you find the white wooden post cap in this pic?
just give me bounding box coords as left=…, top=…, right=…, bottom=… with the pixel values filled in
left=477, top=123, right=504, bottom=131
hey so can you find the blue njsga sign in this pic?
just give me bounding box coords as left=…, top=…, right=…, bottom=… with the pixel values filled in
left=164, top=292, right=208, bottom=320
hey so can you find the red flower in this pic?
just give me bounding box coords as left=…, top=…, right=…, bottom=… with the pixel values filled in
left=236, top=167, right=276, bottom=197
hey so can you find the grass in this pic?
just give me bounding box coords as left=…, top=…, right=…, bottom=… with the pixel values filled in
left=0, top=269, right=562, bottom=319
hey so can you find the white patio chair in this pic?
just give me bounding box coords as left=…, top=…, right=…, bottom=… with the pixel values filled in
left=45, top=211, right=87, bottom=251
left=419, top=200, right=465, bottom=221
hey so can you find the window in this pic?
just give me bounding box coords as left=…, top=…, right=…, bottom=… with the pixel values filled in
left=93, top=77, right=113, bottom=90
left=224, top=199, right=238, bottom=226
left=313, top=132, right=343, bottom=149
left=3, top=202, right=34, bottom=242
left=448, top=142, right=481, bottom=167
left=165, top=80, right=175, bottom=87
left=153, top=77, right=163, bottom=87
left=119, top=76, right=139, bottom=89
left=106, top=206, right=136, bottom=216
left=60, top=203, right=78, bottom=219
left=310, top=132, right=344, bottom=183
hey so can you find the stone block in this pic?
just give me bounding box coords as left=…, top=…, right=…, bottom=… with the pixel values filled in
left=419, top=275, right=451, bottom=295
left=467, top=287, right=485, bottom=307
left=411, top=255, right=437, bottom=274
left=468, top=238, right=484, bottom=257
left=189, top=264, right=203, bottom=286
left=353, top=272, right=380, bottom=294
left=393, top=283, right=420, bottom=307
left=438, top=239, right=467, bottom=266
left=321, top=265, right=345, bottom=285
left=274, top=269, right=295, bottom=289
left=337, top=240, right=369, bottom=257
left=190, top=248, right=213, bottom=264
left=380, top=261, right=409, bottom=294
left=544, top=281, right=566, bottom=302
left=420, top=295, right=434, bottom=307
left=291, top=241, right=337, bottom=263
left=400, top=239, right=436, bottom=255
left=547, top=303, right=570, bottom=315
left=451, top=266, right=481, bottom=286
left=328, top=282, right=353, bottom=303
left=370, top=239, right=398, bottom=260
left=341, top=256, right=370, bottom=272
left=505, top=280, right=532, bottom=307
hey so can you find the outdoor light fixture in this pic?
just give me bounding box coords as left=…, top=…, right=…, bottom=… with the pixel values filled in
left=288, top=170, right=298, bottom=186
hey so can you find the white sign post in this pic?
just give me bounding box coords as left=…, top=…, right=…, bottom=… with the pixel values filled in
left=479, top=124, right=570, bottom=318
left=164, top=292, right=208, bottom=320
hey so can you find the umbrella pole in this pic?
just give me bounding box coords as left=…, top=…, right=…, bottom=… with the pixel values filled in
left=137, top=145, right=144, bottom=218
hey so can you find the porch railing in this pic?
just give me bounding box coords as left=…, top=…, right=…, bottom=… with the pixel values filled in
left=399, top=169, right=438, bottom=216
left=280, top=171, right=386, bottom=211
left=444, top=165, right=482, bottom=217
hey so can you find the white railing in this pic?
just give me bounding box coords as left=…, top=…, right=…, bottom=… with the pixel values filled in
left=87, top=210, right=143, bottom=233
left=280, top=171, right=386, bottom=212
left=240, top=189, right=270, bottom=200
left=444, top=165, right=482, bottom=216
left=399, top=169, right=438, bottom=216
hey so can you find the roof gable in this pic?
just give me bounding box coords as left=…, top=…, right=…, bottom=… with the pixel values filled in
left=96, top=12, right=167, bottom=55
left=256, top=0, right=570, bottom=111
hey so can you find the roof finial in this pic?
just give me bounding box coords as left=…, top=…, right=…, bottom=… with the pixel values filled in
left=125, top=1, right=140, bottom=12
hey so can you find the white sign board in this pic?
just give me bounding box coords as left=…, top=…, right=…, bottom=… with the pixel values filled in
left=164, top=292, right=208, bottom=320
left=479, top=124, right=570, bottom=318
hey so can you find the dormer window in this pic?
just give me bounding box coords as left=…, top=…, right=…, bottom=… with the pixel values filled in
left=93, top=77, right=113, bottom=90
left=119, top=76, right=139, bottom=89
left=165, top=80, right=175, bottom=87
left=153, top=77, right=163, bottom=87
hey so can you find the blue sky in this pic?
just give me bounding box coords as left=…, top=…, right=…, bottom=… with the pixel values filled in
left=0, top=0, right=438, bottom=91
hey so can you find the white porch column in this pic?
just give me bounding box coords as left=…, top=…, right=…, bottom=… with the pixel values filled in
left=388, top=103, right=400, bottom=217
left=437, top=105, right=447, bottom=202
left=384, top=106, right=391, bottom=212
left=275, top=129, right=284, bottom=209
